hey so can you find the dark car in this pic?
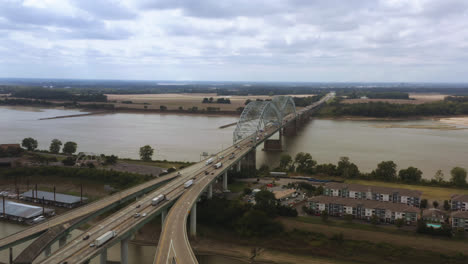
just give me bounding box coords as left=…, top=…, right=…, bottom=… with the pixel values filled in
left=83, top=234, right=90, bottom=240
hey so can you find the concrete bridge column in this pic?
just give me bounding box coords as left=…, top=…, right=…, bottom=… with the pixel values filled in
left=9, top=247, right=13, bottom=264
left=161, top=208, right=167, bottom=224
left=207, top=184, right=213, bottom=199
left=241, top=149, right=257, bottom=177
left=100, top=248, right=107, bottom=264
left=121, top=237, right=129, bottom=264
left=44, top=245, right=51, bottom=257
left=237, top=161, right=241, bottom=172
left=190, top=203, right=197, bottom=237
left=59, top=235, right=67, bottom=248
left=223, top=172, right=228, bottom=192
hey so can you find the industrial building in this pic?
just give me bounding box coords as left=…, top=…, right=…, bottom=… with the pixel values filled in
left=22, top=190, right=87, bottom=208
left=0, top=200, right=54, bottom=223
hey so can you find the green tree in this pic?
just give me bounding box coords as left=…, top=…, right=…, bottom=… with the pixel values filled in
left=62, top=141, right=77, bottom=155
left=443, top=200, right=450, bottom=211
left=398, top=167, right=423, bottom=183
left=434, top=169, right=444, bottom=183
left=49, top=139, right=62, bottom=153
left=420, top=199, right=428, bottom=209
left=315, top=185, right=324, bottom=196
left=139, top=145, right=154, bottom=161
left=236, top=210, right=283, bottom=237
left=450, top=167, right=467, bottom=187
left=254, top=190, right=278, bottom=216
left=395, top=218, right=404, bottom=228
left=321, top=210, right=329, bottom=222
left=433, top=200, right=439, bottom=208
left=294, top=152, right=316, bottom=173
left=373, top=161, right=397, bottom=181
left=21, top=137, right=38, bottom=151
left=370, top=215, right=379, bottom=225
left=337, top=156, right=360, bottom=178
left=159, top=105, right=167, bottom=111
left=279, top=154, right=293, bottom=171
left=243, top=188, right=252, bottom=195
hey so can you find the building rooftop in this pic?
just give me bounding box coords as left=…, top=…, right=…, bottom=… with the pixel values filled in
left=325, top=182, right=422, bottom=197
left=22, top=190, right=87, bottom=204
left=451, top=194, right=468, bottom=203
left=309, top=195, right=420, bottom=213
left=0, top=200, right=53, bottom=219
left=452, top=210, right=468, bottom=218
left=273, top=189, right=295, bottom=200
left=422, top=208, right=448, bottom=218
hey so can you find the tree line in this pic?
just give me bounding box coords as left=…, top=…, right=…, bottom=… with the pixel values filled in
left=202, top=97, right=231, bottom=104
left=11, top=88, right=107, bottom=102
left=274, top=152, right=467, bottom=188
left=318, top=97, right=468, bottom=117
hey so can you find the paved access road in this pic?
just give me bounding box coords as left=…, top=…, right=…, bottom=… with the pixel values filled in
left=39, top=146, right=241, bottom=264
left=154, top=93, right=334, bottom=264
left=0, top=171, right=182, bottom=251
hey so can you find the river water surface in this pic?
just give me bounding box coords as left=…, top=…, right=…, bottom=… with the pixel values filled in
left=2, top=106, right=467, bottom=177
left=2, top=106, right=468, bottom=263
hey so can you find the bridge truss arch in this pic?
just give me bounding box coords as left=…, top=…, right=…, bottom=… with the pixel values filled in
left=233, top=101, right=282, bottom=143
left=272, top=95, right=297, bottom=121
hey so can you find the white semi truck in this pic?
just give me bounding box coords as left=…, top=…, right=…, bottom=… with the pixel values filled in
left=184, top=179, right=194, bottom=188
left=151, top=194, right=166, bottom=206
left=205, top=157, right=214, bottom=165
left=94, top=230, right=116, bottom=247
left=214, top=162, right=222, bottom=169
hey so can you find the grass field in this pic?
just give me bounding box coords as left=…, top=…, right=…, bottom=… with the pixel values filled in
left=106, top=93, right=311, bottom=112
left=346, top=179, right=468, bottom=201
left=119, top=158, right=194, bottom=169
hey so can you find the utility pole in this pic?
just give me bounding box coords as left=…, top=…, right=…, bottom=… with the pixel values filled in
left=42, top=196, right=45, bottom=215
left=2, top=195, right=5, bottom=218
left=80, top=184, right=83, bottom=204
left=53, top=186, right=56, bottom=206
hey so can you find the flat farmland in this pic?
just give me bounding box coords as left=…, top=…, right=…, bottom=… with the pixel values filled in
left=106, top=93, right=312, bottom=111
left=342, top=93, right=447, bottom=105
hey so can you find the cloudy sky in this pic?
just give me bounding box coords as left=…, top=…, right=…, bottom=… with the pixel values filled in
left=1, top=0, right=468, bottom=82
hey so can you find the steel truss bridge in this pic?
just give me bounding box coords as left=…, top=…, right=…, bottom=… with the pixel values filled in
left=0, top=93, right=333, bottom=264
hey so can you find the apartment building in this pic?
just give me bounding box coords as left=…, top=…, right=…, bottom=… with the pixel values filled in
left=323, top=182, right=422, bottom=207
left=451, top=211, right=468, bottom=231
left=308, top=195, right=420, bottom=224
left=451, top=194, right=468, bottom=211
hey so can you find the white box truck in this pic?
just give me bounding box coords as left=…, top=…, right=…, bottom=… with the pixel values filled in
left=214, top=162, right=222, bottom=169
left=95, top=231, right=116, bottom=247
left=205, top=157, right=214, bottom=165
left=151, top=194, right=166, bottom=206
left=184, top=179, right=194, bottom=188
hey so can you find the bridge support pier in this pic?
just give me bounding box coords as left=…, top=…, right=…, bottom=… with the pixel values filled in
left=241, top=149, right=257, bottom=177
left=283, top=121, right=297, bottom=136
left=223, top=172, right=228, bottom=192
left=121, top=237, right=129, bottom=264
left=190, top=203, right=197, bottom=237
left=207, top=184, right=213, bottom=199
left=264, top=139, right=282, bottom=151
left=100, top=248, right=107, bottom=264
left=161, top=208, right=167, bottom=224
left=9, top=247, right=13, bottom=264
left=59, top=235, right=67, bottom=248
left=237, top=161, right=241, bottom=172
left=44, top=245, right=51, bottom=257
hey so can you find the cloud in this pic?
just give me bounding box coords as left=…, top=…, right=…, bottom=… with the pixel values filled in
left=0, top=0, right=468, bottom=81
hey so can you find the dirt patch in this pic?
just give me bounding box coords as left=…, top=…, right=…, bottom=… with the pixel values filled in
left=439, top=117, right=468, bottom=127
left=342, top=93, right=447, bottom=105
left=104, top=162, right=164, bottom=176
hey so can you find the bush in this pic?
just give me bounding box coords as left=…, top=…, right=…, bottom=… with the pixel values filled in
left=62, top=157, right=76, bottom=166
